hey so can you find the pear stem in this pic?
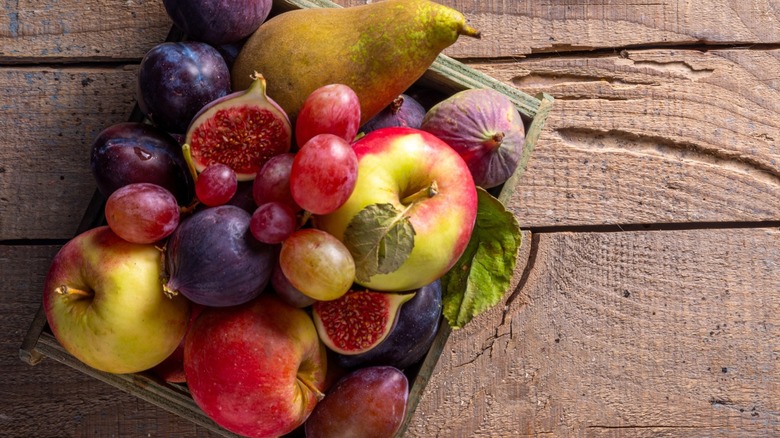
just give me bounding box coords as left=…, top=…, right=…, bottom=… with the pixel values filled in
left=401, top=180, right=439, bottom=206
left=460, top=24, right=482, bottom=39
left=55, top=285, right=93, bottom=298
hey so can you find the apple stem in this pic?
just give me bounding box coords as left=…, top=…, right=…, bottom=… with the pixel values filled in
left=55, top=285, right=92, bottom=298
left=401, top=180, right=438, bottom=206
left=181, top=143, right=199, bottom=183
left=298, top=376, right=326, bottom=402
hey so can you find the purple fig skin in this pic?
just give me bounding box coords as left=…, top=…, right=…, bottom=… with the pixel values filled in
left=164, top=205, right=274, bottom=307
left=163, top=0, right=272, bottom=46
left=335, top=280, right=442, bottom=371
left=421, top=88, right=526, bottom=189
left=360, top=94, right=426, bottom=134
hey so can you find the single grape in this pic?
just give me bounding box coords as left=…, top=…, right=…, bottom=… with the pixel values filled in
left=270, top=262, right=316, bottom=308
left=290, top=134, right=358, bottom=215
left=279, top=229, right=355, bottom=301
left=196, top=163, right=238, bottom=206
left=296, top=83, right=361, bottom=148
left=252, top=153, right=300, bottom=212
left=249, top=202, right=297, bottom=244
left=105, top=183, right=180, bottom=244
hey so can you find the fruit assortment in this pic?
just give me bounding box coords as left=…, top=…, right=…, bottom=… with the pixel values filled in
left=41, top=1, right=529, bottom=437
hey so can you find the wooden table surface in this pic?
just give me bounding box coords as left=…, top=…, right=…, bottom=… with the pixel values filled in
left=2, top=1, right=779, bottom=436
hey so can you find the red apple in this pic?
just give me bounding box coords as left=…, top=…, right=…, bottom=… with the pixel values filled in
left=42, top=226, right=190, bottom=374
left=315, top=127, right=478, bottom=291
left=184, top=294, right=327, bottom=437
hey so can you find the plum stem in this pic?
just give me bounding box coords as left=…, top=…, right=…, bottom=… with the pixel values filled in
left=401, top=180, right=438, bottom=206
left=181, top=143, right=199, bottom=183
left=55, top=285, right=92, bottom=298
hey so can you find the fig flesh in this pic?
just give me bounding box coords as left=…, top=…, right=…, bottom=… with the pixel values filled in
left=164, top=205, right=273, bottom=307
left=335, top=280, right=442, bottom=370
left=185, top=73, right=292, bottom=180
left=313, top=290, right=415, bottom=355
left=360, top=94, right=426, bottom=134
left=421, top=88, right=526, bottom=189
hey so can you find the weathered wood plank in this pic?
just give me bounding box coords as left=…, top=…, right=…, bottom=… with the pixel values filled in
left=332, top=0, right=780, bottom=57
left=477, top=48, right=780, bottom=227
left=3, top=1, right=779, bottom=62
left=0, top=0, right=170, bottom=62
left=408, top=228, right=780, bottom=437
left=0, top=67, right=139, bottom=240
left=0, top=244, right=217, bottom=436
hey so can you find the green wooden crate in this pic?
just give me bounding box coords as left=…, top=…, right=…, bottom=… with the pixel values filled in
left=20, top=0, right=553, bottom=436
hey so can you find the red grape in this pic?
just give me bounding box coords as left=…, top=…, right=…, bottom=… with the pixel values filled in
left=196, top=163, right=237, bottom=206
left=290, top=134, right=358, bottom=215
left=279, top=229, right=355, bottom=301
left=105, top=183, right=180, bottom=244
left=252, top=153, right=300, bottom=211
left=296, top=83, right=361, bottom=148
left=249, top=202, right=298, bottom=244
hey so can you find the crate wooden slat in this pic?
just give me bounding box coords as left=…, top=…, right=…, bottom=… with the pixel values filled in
left=19, top=0, right=553, bottom=436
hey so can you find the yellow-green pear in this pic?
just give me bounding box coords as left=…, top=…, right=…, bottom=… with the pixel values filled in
left=231, top=0, right=480, bottom=125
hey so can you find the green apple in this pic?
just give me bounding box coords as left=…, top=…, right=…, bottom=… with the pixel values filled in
left=315, top=127, right=478, bottom=291
left=42, top=225, right=190, bottom=374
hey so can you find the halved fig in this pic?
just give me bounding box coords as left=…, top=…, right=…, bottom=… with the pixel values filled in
left=312, top=289, right=415, bottom=355
left=185, top=73, right=292, bottom=180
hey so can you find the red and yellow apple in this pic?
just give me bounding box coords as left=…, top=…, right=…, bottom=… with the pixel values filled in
left=316, top=127, right=478, bottom=291
left=184, top=294, right=327, bottom=438
left=42, top=226, right=190, bottom=374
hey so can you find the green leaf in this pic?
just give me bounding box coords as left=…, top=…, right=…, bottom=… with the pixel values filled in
left=344, top=203, right=416, bottom=284
left=441, top=188, right=522, bottom=329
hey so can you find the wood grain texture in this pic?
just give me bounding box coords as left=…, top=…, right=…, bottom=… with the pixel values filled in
left=0, top=245, right=218, bottom=437
left=477, top=48, right=780, bottom=227
left=333, top=0, right=780, bottom=57
left=0, top=0, right=170, bottom=62
left=0, top=67, right=139, bottom=240
left=408, top=228, right=780, bottom=437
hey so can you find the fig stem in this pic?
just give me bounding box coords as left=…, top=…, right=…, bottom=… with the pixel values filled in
left=484, top=132, right=505, bottom=150
left=162, top=282, right=179, bottom=299
left=390, top=95, right=405, bottom=115
left=55, top=285, right=92, bottom=298
left=401, top=180, right=438, bottom=206
left=181, top=143, right=199, bottom=183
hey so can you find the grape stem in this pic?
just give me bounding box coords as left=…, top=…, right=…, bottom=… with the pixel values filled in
left=400, top=180, right=438, bottom=206
left=55, top=285, right=93, bottom=298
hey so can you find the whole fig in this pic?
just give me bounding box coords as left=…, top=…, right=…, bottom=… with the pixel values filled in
left=421, top=88, right=526, bottom=189
left=360, top=94, right=426, bottom=134
left=164, top=205, right=274, bottom=307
